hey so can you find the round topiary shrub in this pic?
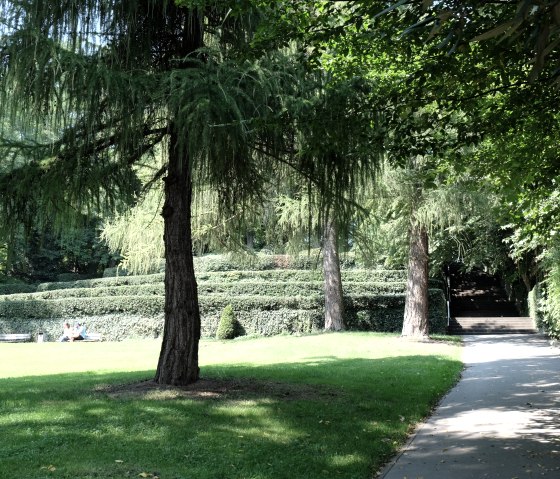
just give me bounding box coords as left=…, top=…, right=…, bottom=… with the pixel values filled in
left=216, top=304, right=239, bottom=340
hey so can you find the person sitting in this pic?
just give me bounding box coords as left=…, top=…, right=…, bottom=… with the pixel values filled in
left=58, top=322, right=73, bottom=342
left=71, top=323, right=87, bottom=341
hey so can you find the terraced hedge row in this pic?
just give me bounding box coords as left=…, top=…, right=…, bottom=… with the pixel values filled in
left=33, top=269, right=411, bottom=292
left=0, top=284, right=38, bottom=295
left=2, top=280, right=412, bottom=302
left=0, top=267, right=447, bottom=341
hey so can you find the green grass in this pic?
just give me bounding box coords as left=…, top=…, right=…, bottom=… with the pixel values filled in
left=0, top=333, right=462, bottom=479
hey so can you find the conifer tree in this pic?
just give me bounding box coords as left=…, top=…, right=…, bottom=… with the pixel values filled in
left=0, top=0, right=296, bottom=385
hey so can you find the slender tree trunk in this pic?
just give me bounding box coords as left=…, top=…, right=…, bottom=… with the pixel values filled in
left=155, top=129, right=201, bottom=385
left=155, top=11, right=203, bottom=386
left=323, top=217, right=345, bottom=331
left=402, top=221, right=429, bottom=338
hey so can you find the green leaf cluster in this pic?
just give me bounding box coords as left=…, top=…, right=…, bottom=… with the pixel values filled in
left=215, top=304, right=240, bottom=339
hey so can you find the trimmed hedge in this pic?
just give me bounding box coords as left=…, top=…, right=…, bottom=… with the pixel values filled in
left=36, top=273, right=165, bottom=292
left=192, top=253, right=357, bottom=272
left=0, top=290, right=447, bottom=339
left=196, top=269, right=409, bottom=283
left=31, top=269, right=410, bottom=293
left=0, top=295, right=165, bottom=320
left=196, top=281, right=408, bottom=296
left=24, top=277, right=442, bottom=300
left=344, top=290, right=447, bottom=334
left=2, top=284, right=164, bottom=302
left=0, top=284, right=37, bottom=295
left=0, top=314, right=165, bottom=343
left=4, top=280, right=406, bottom=301
left=0, top=265, right=447, bottom=340
left=0, top=309, right=323, bottom=343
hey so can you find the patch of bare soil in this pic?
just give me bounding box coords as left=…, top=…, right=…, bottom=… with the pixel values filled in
left=98, top=378, right=342, bottom=401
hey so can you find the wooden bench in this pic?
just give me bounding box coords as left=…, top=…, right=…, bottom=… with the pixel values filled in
left=83, top=332, right=103, bottom=342
left=0, top=333, right=32, bottom=343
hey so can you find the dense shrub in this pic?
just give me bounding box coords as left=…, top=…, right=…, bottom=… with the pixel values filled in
left=196, top=269, right=408, bottom=283
left=36, top=273, right=165, bottom=291
left=0, top=284, right=37, bottom=295
left=344, top=290, right=447, bottom=334
left=3, top=284, right=163, bottom=301
left=215, top=304, right=241, bottom=340
left=0, top=313, right=165, bottom=343
left=0, top=290, right=447, bottom=339
left=0, top=265, right=448, bottom=340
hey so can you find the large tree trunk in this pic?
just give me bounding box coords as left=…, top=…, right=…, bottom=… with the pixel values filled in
left=155, top=129, right=201, bottom=385
left=402, top=221, right=429, bottom=338
left=155, top=12, right=203, bottom=386
left=323, top=218, right=345, bottom=331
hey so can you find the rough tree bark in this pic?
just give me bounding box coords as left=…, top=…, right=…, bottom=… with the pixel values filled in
left=323, top=218, right=345, bottom=331
left=155, top=13, right=203, bottom=385
left=155, top=128, right=201, bottom=385
left=402, top=221, right=429, bottom=338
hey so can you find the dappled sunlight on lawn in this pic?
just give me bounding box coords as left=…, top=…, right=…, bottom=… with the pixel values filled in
left=0, top=333, right=463, bottom=478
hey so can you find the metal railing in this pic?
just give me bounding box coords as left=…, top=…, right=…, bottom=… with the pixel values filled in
left=442, top=267, right=452, bottom=327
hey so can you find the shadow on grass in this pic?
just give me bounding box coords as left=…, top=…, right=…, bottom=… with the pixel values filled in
left=0, top=355, right=461, bottom=479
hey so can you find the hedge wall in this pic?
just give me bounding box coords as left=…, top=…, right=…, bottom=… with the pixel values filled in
left=31, top=269, right=409, bottom=292
left=0, top=265, right=447, bottom=341
left=0, top=294, right=324, bottom=320
left=2, top=284, right=164, bottom=301
left=100, top=252, right=358, bottom=275
left=198, top=281, right=407, bottom=296
left=3, top=280, right=410, bottom=302
left=196, top=269, right=409, bottom=283
left=0, top=290, right=447, bottom=340
left=0, top=284, right=37, bottom=295
left=344, top=290, right=447, bottom=334
left=36, top=273, right=165, bottom=292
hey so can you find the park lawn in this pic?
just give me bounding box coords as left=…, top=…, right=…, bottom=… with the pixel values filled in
left=0, top=332, right=462, bottom=479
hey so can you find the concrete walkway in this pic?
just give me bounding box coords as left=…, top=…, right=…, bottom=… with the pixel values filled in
left=379, top=334, right=560, bottom=479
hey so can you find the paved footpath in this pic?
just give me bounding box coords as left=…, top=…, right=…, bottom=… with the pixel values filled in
left=379, top=334, right=560, bottom=479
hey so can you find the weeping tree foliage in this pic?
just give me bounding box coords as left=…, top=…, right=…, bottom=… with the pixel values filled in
left=276, top=71, right=382, bottom=331
left=0, top=0, right=305, bottom=385
left=0, top=1, right=381, bottom=384
left=101, top=187, right=165, bottom=275
left=101, top=179, right=282, bottom=274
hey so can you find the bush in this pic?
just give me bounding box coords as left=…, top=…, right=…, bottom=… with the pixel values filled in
left=196, top=269, right=408, bottom=283
left=215, top=304, right=241, bottom=340
left=0, top=313, right=164, bottom=343
left=0, top=265, right=448, bottom=340
left=344, top=290, right=448, bottom=334
left=34, top=269, right=417, bottom=293
left=4, top=284, right=164, bottom=301
left=0, top=284, right=37, bottom=295
left=37, top=273, right=165, bottom=291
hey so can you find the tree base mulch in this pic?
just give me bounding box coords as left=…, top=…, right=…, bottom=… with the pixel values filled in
left=98, top=378, right=342, bottom=401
